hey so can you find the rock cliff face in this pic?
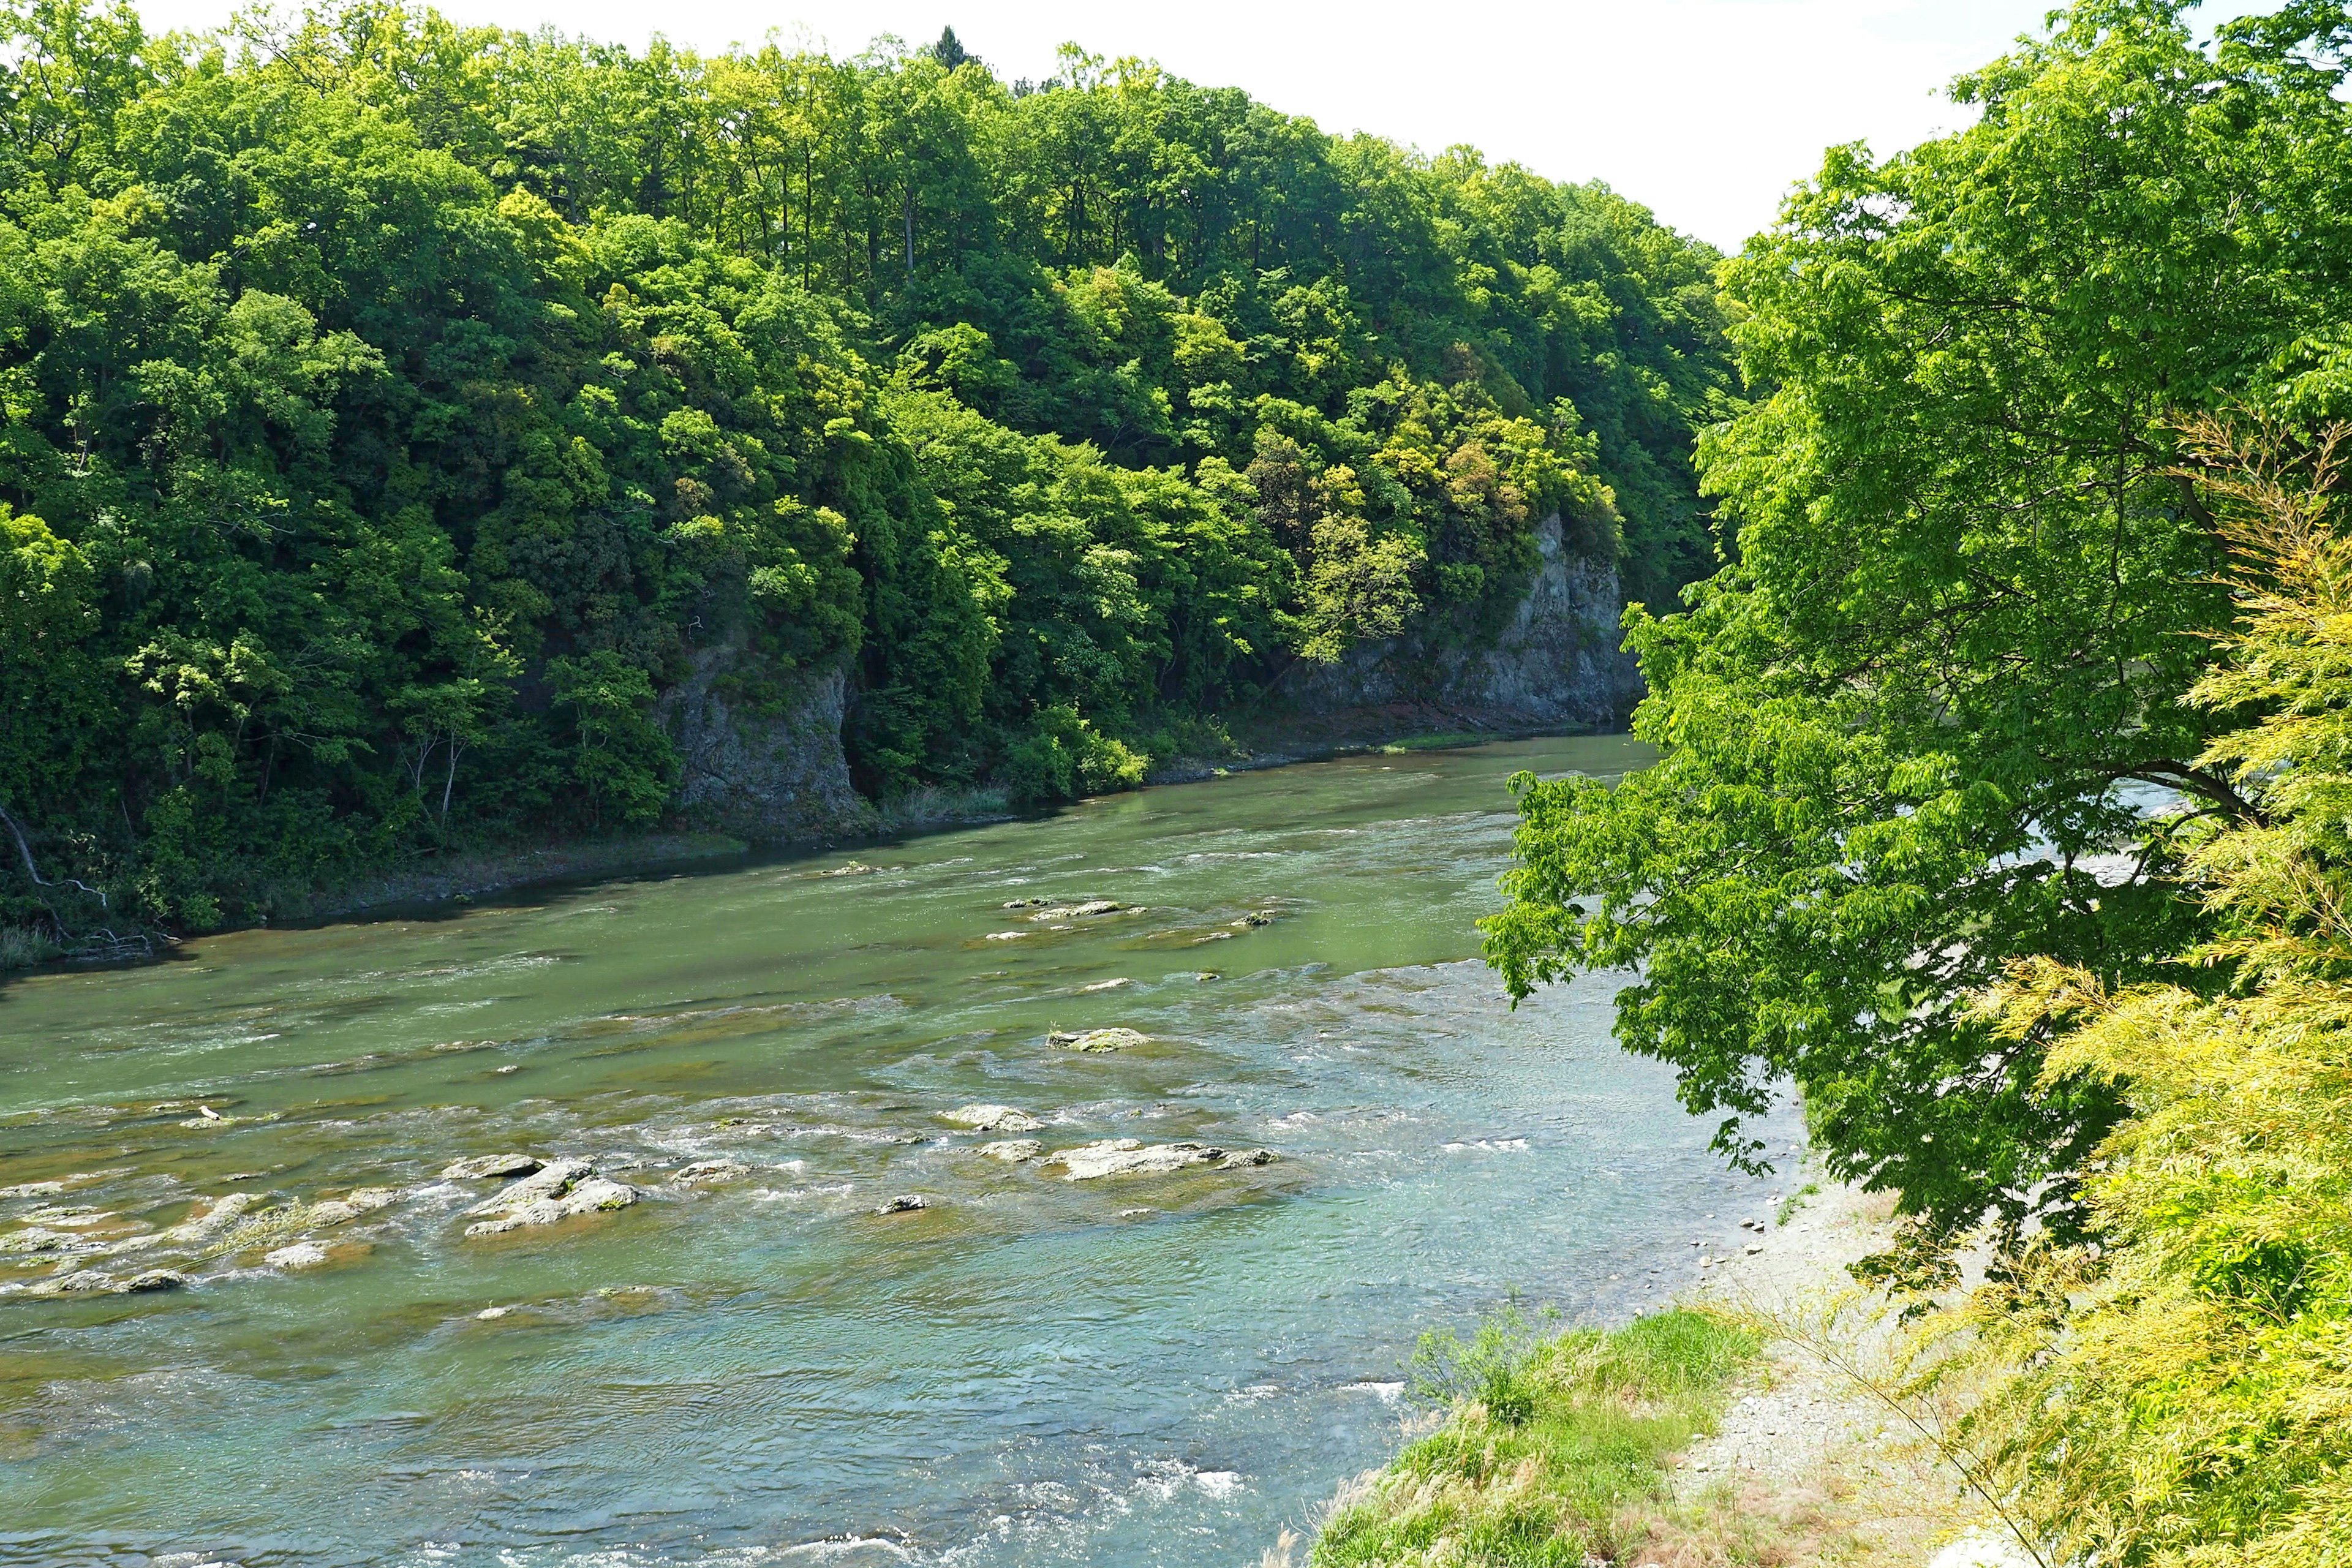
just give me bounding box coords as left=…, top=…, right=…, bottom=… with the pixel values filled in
left=658, top=637, right=878, bottom=845
left=1269, top=514, right=1643, bottom=728
left=661, top=515, right=1637, bottom=841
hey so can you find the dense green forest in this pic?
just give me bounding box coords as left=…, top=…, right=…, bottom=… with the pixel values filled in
left=1487, top=1, right=2352, bottom=1558
left=0, top=0, right=1732, bottom=948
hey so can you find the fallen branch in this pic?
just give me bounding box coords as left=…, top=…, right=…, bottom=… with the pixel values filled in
left=0, top=802, right=107, bottom=907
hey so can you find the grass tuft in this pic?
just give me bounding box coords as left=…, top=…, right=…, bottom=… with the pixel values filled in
left=1311, top=1308, right=1761, bottom=1567
left=0, top=924, right=61, bottom=972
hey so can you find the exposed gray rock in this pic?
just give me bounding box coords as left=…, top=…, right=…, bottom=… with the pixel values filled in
left=121, top=1268, right=187, bottom=1292
left=1026, top=900, right=1125, bottom=922
left=1217, top=1148, right=1278, bottom=1169
left=875, top=1194, right=928, bottom=1214
left=12, top=1268, right=118, bottom=1298
left=1047, top=1028, right=1147, bottom=1053
left=941, top=1104, right=1042, bottom=1133
left=671, top=1159, right=750, bottom=1186
left=462, top=1161, right=637, bottom=1238
left=156, top=1191, right=262, bottom=1246
left=1272, top=513, right=1643, bottom=728
left=307, top=1187, right=399, bottom=1226
left=977, top=1139, right=1042, bottom=1163
left=1044, top=1139, right=1222, bottom=1180
left=0, top=1227, right=77, bottom=1255
left=441, top=1154, right=543, bottom=1182
left=658, top=637, right=878, bottom=845
left=264, top=1242, right=331, bottom=1270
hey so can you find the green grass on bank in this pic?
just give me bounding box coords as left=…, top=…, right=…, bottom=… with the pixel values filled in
left=1311, top=1308, right=1761, bottom=1567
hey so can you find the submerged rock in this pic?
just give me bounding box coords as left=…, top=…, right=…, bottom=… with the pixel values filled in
left=977, top=1139, right=1042, bottom=1163
left=875, top=1194, right=929, bottom=1214
left=670, top=1159, right=750, bottom=1186
left=462, top=1160, right=637, bottom=1238
left=1047, top=1027, right=1148, bottom=1053
left=441, top=1154, right=543, bottom=1182
left=940, top=1104, right=1042, bottom=1133
left=1044, top=1139, right=1223, bottom=1180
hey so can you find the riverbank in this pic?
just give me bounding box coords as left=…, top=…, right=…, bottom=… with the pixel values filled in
left=1285, top=1179, right=2004, bottom=1567
left=1, top=722, right=1615, bottom=975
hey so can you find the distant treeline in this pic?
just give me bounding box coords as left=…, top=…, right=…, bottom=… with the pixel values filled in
left=0, top=1, right=1733, bottom=937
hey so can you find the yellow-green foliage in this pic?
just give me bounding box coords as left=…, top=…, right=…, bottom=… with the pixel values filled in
left=1961, top=418, right=2352, bottom=1567
left=1311, top=1310, right=1758, bottom=1567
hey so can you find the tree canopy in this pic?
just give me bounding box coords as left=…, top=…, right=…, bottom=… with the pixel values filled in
left=1485, top=0, right=2352, bottom=1262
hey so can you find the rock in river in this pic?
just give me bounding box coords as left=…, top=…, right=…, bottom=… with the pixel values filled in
left=940, top=1104, right=1042, bottom=1133
left=462, top=1159, right=638, bottom=1238
left=442, top=1153, right=544, bottom=1182
left=1044, top=1139, right=1222, bottom=1180
left=265, top=1242, right=331, bottom=1271
left=670, top=1159, right=750, bottom=1186
left=875, top=1194, right=929, bottom=1214
left=1047, top=1027, right=1147, bottom=1053
left=977, top=1139, right=1042, bottom=1163
left=1025, top=899, right=1128, bottom=922
left=4, top=1266, right=187, bottom=1300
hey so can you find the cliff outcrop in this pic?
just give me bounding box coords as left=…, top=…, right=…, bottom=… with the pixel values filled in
left=1268, top=514, right=1643, bottom=729
left=657, top=638, right=878, bottom=845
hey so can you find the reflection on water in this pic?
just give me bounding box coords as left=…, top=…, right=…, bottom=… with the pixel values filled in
left=0, top=737, right=1797, bottom=1567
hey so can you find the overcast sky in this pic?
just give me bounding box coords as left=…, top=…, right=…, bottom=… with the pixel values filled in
left=136, top=0, right=2261, bottom=252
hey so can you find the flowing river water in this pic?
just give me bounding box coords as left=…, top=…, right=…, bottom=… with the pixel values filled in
left=0, top=736, right=1796, bottom=1568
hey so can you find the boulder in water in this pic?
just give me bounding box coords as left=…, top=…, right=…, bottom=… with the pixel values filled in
left=977, top=1139, right=1042, bottom=1163
left=940, top=1104, right=1042, bottom=1133
left=875, top=1194, right=928, bottom=1214
left=154, top=1191, right=262, bottom=1248
left=441, top=1154, right=543, bottom=1182
left=1044, top=1139, right=1222, bottom=1180
left=265, top=1242, right=331, bottom=1271
left=1027, top=899, right=1126, bottom=922
left=121, top=1268, right=188, bottom=1292
left=307, top=1187, right=401, bottom=1227
left=671, top=1159, right=750, bottom=1186
left=4, top=1265, right=186, bottom=1299
left=9, top=1268, right=119, bottom=1298
left=1218, top=1148, right=1277, bottom=1169
left=462, top=1161, right=636, bottom=1238
left=1047, top=1028, right=1147, bottom=1053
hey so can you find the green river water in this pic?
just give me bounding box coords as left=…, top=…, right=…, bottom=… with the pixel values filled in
left=0, top=736, right=1796, bottom=1567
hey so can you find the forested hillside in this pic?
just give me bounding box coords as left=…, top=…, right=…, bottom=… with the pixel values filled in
left=0, top=1, right=1732, bottom=948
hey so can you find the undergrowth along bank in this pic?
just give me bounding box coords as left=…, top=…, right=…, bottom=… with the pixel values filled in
left=1308, top=1308, right=1759, bottom=1567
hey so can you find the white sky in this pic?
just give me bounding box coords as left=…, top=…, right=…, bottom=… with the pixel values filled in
left=135, top=0, right=2262, bottom=251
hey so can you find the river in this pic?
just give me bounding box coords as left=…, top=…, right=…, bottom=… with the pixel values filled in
left=0, top=736, right=1797, bottom=1567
